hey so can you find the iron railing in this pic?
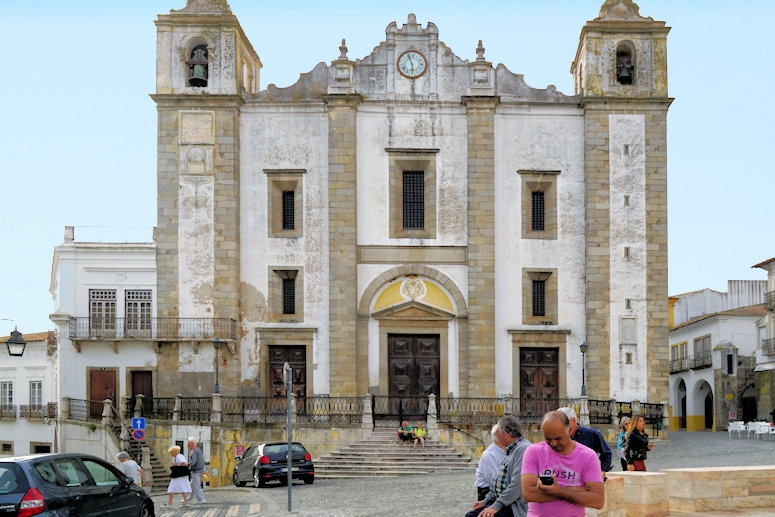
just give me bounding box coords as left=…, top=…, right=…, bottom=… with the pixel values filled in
left=68, top=317, right=237, bottom=342
left=687, top=353, right=712, bottom=369
left=762, top=338, right=775, bottom=356
left=67, top=399, right=103, bottom=422
left=765, top=290, right=775, bottom=311
left=616, top=401, right=664, bottom=436
left=372, top=395, right=436, bottom=422
left=0, top=404, right=17, bottom=419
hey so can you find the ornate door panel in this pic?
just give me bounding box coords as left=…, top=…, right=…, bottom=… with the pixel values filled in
left=89, top=370, right=117, bottom=419
left=388, top=335, right=440, bottom=417
left=268, top=346, right=306, bottom=411
left=519, top=348, right=559, bottom=418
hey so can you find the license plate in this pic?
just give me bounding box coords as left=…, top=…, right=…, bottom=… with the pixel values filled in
left=279, top=467, right=300, bottom=473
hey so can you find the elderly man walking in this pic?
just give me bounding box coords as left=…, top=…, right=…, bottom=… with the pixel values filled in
left=465, top=416, right=529, bottom=517
left=187, top=437, right=206, bottom=504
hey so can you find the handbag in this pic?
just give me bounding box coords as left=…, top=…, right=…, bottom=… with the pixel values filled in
left=170, top=465, right=191, bottom=479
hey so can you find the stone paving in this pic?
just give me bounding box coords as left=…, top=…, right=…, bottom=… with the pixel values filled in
left=151, top=430, right=775, bottom=516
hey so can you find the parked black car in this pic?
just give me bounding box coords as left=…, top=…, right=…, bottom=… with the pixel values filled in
left=0, top=452, right=154, bottom=516
left=232, top=442, right=314, bottom=487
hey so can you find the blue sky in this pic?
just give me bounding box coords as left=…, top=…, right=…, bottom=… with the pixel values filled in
left=1, top=0, right=772, bottom=335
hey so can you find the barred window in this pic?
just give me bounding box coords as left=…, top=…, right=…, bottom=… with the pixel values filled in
left=532, top=280, right=546, bottom=317
left=531, top=191, right=545, bottom=231
left=282, top=191, right=295, bottom=230
left=282, top=278, right=296, bottom=314
left=402, top=171, right=425, bottom=230
left=30, top=381, right=42, bottom=407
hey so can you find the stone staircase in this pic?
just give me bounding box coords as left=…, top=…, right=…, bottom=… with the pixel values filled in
left=314, top=426, right=476, bottom=478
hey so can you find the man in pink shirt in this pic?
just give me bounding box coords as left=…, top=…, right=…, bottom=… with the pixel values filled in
left=520, top=411, right=605, bottom=516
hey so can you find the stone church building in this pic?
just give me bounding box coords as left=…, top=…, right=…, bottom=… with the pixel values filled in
left=151, top=0, right=671, bottom=407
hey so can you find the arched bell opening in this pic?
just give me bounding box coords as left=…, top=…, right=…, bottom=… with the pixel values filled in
left=187, top=44, right=209, bottom=87
left=615, top=42, right=636, bottom=85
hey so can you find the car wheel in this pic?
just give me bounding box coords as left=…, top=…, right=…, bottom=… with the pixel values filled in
left=139, top=501, right=153, bottom=517
left=233, top=471, right=246, bottom=487
left=253, top=470, right=264, bottom=488
left=303, top=476, right=314, bottom=485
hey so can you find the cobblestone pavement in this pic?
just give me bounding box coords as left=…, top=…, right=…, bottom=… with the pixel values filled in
left=151, top=430, right=775, bottom=516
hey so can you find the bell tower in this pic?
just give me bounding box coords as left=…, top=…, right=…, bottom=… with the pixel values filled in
left=572, top=0, right=672, bottom=403
left=152, top=0, right=261, bottom=395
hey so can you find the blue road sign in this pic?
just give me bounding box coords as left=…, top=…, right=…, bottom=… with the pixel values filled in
left=132, top=417, right=146, bottom=430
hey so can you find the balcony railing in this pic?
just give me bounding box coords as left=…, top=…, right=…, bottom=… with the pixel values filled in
left=0, top=404, right=18, bottom=419
left=763, top=338, right=775, bottom=356
left=68, top=317, right=237, bottom=342
left=688, top=353, right=712, bottom=369
left=765, top=290, right=775, bottom=311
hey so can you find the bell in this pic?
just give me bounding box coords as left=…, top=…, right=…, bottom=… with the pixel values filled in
left=617, top=66, right=632, bottom=85
left=189, top=64, right=208, bottom=87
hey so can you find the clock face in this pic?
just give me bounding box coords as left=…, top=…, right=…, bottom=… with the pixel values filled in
left=397, top=50, right=427, bottom=78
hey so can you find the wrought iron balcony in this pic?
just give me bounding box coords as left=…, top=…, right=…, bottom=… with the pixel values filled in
left=763, top=338, right=775, bottom=356
left=688, top=353, right=712, bottom=370
left=68, top=317, right=237, bottom=343
left=765, top=291, right=775, bottom=311
left=0, top=404, right=17, bottom=419
left=669, top=358, right=689, bottom=373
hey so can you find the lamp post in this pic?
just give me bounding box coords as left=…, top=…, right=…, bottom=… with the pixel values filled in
left=579, top=341, right=588, bottom=396
left=213, top=339, right=222, bottom=394
left=6, top=327, right=26, bottom=357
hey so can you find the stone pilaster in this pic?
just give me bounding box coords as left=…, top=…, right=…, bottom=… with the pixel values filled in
left=324, top=94, right=362, bottom=396
left=462, top=96, right=499, bottom=397
left=583, top=109, right=612, bottom=398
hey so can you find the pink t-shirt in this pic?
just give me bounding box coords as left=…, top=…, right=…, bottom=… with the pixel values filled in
left=521, top=440, right=603, bottom=517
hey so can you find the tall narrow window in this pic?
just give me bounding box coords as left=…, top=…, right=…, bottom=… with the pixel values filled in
left=0, top=381, right=12, bottom=408
left=125, top=290, right=151, bottom=335
left=29, top=381, right=42, bottom=407
left=532, top=280, right=546, bottom=317
left=531, top=191, right=545, bottom=231
left=282, top=278, right=296, bottom=314
left=282, top=191, right=295, bottom=230
left=90, top=290, right=116, bottom=336
left=402, top=171, right=425, bottom=230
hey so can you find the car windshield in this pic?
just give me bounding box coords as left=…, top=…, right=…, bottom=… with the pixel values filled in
left=0, top=464, right=27, bottom=495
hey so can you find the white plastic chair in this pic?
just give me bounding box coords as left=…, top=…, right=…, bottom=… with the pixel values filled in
left=768, top=425, right=775, bottom=440
left=754, top=422, right=770, bottom=440
left=727, top=421, right=744, bottom=438
left=746, top=422, right=757, bottom=438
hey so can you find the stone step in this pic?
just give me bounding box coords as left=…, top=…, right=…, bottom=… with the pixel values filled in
left=313, top=427, right=476, bottom=479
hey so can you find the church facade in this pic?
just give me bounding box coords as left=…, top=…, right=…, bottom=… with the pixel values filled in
left=151, top=0, right=671, bottom=406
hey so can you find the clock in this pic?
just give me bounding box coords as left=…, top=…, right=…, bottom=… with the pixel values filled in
left=397, top=50, right=427, bottom=78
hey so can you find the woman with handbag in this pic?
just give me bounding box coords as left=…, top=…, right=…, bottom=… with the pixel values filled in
left=165, top=445, right=191, bottom=507
left=625, top=414, right=654, bottom=471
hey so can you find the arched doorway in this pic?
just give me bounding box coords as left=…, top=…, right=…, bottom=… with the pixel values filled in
left=678, top=379, right=687, bottom=429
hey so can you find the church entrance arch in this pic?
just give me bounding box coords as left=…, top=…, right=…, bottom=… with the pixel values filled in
left=359, top=267, right=466, bottom=401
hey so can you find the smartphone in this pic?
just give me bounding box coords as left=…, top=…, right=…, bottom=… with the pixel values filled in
left=539, top=475, right=554, bottom=485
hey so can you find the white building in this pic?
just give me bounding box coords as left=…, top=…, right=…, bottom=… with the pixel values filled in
left=668, top=280, right=766, bottom=431
left=0, top=330, right=58, bottom=455
left=49, top=226, right=157, bottom=418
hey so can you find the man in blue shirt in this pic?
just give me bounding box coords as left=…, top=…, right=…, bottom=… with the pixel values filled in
left=557, top=407, right=612, bottom=477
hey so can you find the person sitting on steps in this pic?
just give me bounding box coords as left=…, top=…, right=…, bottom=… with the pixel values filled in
left=398, top=420, right=414, bottom=444
left=413, top=421, right=427, bottom=448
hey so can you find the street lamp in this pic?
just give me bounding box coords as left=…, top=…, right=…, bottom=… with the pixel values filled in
left=579, top=341, right=588, bottom=396
left=6, top=327, right=26, bottom=357
left=213, top=339, right=222, bottom=394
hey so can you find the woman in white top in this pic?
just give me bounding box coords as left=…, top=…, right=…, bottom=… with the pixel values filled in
left=165, top=445, right=191, bottom=507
